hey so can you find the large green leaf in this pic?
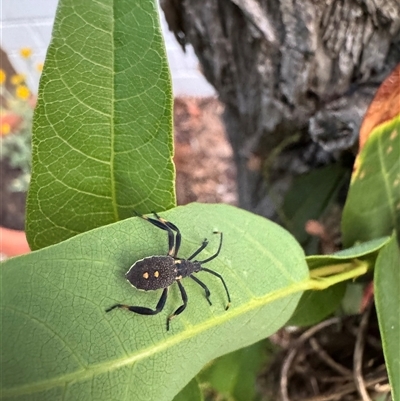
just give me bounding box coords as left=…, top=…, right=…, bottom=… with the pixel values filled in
left=26, top=0, right=175, bottom=250
left=342, top=116, right=400, bottom=247
left=1, top=203, right=308, bottom=401
left=375, top=235, right=400, bottom=401
left=288, top=237, right=390, bottom=326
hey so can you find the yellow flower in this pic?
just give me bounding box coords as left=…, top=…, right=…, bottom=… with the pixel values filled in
left=11, top=74, right=26, bottom=86
left=16, top=85, right=30, bottom=101
left=36, top=63, right=44, bottom=72
left=0, top=69, right=6, bottom=85
left=20, top=47, right=32, bottom=59
left=1, top=123, right=11, bottom=135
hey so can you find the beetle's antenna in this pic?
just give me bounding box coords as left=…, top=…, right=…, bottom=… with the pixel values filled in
left=197, top=231, right=222, bottom=264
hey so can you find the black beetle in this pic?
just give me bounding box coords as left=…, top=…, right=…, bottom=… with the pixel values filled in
left=106, top=212, right=231, bottom=330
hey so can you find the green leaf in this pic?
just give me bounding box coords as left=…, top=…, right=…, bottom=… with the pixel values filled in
left=1, top=203, right=308, bottom=401
left=287, top=284, right=346, bottom=327
left=173, top=378, right=203, bottom=401
left=281, top=164, right=348, bottom=254
left=26, top=0, right=175, bottom=250
left=199, top=339, right=273, bottom=401
left=340, top=283, right=364, bottom=315
left=374, top=235, right=400, bottom=401
left=331, top=237, right=390, bottom=258
left=342, top=116, right=400, bottom=247
left=288, top=237, right=390, bottom=326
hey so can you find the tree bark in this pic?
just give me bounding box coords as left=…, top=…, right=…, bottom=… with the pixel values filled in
left=161, top=0, right=400, bottom=218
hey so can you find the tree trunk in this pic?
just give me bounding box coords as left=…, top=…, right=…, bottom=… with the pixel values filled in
left=161, top=0, right=400, bottom=218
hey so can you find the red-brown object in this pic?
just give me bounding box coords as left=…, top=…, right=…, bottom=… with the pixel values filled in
left=359, top=63, right=400, bottom=151
left=360, top=281, right=374, bottom=313
left=0, top=227, right=30, bottom=257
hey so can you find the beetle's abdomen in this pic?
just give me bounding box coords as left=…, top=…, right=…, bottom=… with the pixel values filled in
left=125, top=256, right=177, bottom=291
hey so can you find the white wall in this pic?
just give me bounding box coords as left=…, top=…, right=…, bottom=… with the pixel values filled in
left=0, top=1, right=215, bottom=97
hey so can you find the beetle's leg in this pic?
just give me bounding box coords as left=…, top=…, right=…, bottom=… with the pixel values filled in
left=197, top=232, right=223, bottom=263
left=105, top=287, right=168, bottom=316
left=134, top=211, right=176, bottom=256
left=190, top=274, right=212, bottom=306
left=188, top=238, right=209, bottom=260
left=199, top=267, right=231, bottom=310
left=152, top=212, right=182, bottom=257
left=167, top=280, right=187, bottom=331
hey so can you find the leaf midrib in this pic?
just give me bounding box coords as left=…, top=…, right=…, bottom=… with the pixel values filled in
left=1, top=278, right=310, bottom=398
left=110, top=2, right=118, bottom=222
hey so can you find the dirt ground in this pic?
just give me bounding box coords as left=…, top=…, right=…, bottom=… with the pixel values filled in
left=173, top=97, right=237, bottom=206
